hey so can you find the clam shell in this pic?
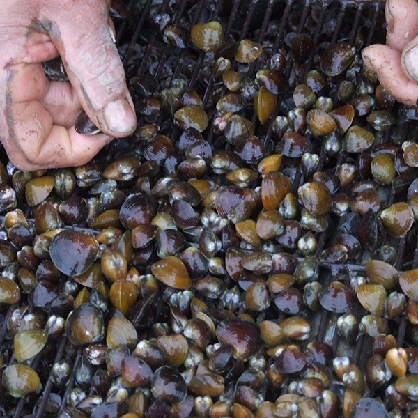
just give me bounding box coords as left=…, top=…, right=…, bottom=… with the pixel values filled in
left=25, top=176, right=55, bottom=206
left=14, top=329, right=47, bottom=362
left=107, top=316, right=137, bottom=349
left=65, top=303, right=105, bottom=346
left=399, top=269, right=418, bottom=301
left=151, top=256, right=192, bottom=290
left=298, top=182, right=332, bottom=216
left=320, top=42, right=355, bottom=76
left=191, top=21, right=224, bottom=52
left=261, top=172, right=292, bottom=210
left=174, top=105, right=208, bottom=132
left=235, top=40, right=263, bottom=63
left=365, top=260, right=398, bottom=289
left=3, top=364, right=40, bottom=398
left=380, top=202, right=414, bottom=238
left=235, top=219, right=262, bottom=248
left=216, top=318, right=262, bottom=360
left=254, top=86, right=277, bottom=125
left=356, top=284, right=386, bottom=315
left=49, top=230, right=99, bottom=276
left=0, top=277, right=20, bottom=304
left=156, top=334, right=189, bottom=367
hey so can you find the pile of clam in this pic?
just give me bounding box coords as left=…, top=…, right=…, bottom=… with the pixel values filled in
left=2, top=1, right=418, bottom=417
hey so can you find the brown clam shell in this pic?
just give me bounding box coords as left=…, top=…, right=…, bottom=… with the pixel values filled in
left=49, top=230, right=99, bottom=276
left=235, top=40, right=263, bottom=63
left=191, top=21, right=224, bottom=52
left=399, top=269, right=418, bottom=302
left=365, top=260, right=398, bottom=290
left=151, top=256, right=192, bottom=290
left=261, top=172, right=292, bottom=210
left=216, top=318, right=262, bottom=360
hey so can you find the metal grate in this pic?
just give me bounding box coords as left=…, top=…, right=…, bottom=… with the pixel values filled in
left=3, top=0, right=418, bottom=417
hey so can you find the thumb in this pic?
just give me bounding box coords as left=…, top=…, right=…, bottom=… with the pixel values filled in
left=42, top=0, right=136, bottom=136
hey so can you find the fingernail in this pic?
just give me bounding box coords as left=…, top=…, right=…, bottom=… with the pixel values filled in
left=385, top=0, right=394, bottom=33
left=362, top=52, right=374, bottom=71
left=404, top=46, right=418, bottom=83
left=104, top=98, right=136, bottom=134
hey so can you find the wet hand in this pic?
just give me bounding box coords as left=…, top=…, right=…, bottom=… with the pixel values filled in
left=362, top=0, right=418, bottom=107
left=0, top=0, right=136, bottom=170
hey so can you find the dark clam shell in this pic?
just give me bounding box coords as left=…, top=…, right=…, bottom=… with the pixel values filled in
left=49, top=230, right=99, bottom=276
left=350, top=398, right=389, bottom=418
left=216, top=318, right=262, bottom=360
left=119, top=193, right=158, bottom=229
left=320, top=42, right=355, bottom=77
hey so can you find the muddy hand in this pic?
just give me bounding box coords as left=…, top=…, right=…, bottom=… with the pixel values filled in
left=362, top=0, right=418, bottom=107
left=0, top=0, right=136, bottom=170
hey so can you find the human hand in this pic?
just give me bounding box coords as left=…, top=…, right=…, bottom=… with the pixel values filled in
left=362, top=0, right=418, bottom=107
left=0, top=0, right=137, bottom=170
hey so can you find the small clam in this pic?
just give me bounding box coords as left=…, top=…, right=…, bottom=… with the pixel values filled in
left=109, top=280, right=137, bottom=316
left=3, top=364, right=41, bottom=398
left=216, top=93, right=246, bottom=113
left=156, top=334, right=189, bottom=367
left=298, top=182, right=332, bottom=216
left=399, top=269, right=418, bottom=301
left=49, top=230, right=99, bottom=276
left=107, top=316, right=137, bottom=349
left=25, top=176, right=55, bottom=206
left=254, top=86, right=277, bottom=125
left=276, top=345, right=306, bottom=373
left=14, top=329, right=48, bottom=362
left=356, top=284, right=386, bottom=315
left=320, top=42, right=355, bottom=76
left=191, top=21, right=224, bottom=52
left=350, top=94, right=375, bottom=116
left=280, top=316, right=310, bottom=340
left=386, top=348, right=408, bottom=377
left=292, top=34, right=313, bottom=65
left=280, top=132, right=312, bottom=158
left=151, top=256, right=192, bottom=290
left=256, top=210, right=284, bottom=239
left=366, top=110, right=396, bottom=132
left=307, top=109, right=336, bottom=136
left=224, top=114, right=254, bottom=145
left=261, top=172, right=292, bottom=210
left=350, top=398, right=390, bottom=418
left=222, top=70, right=242, bottom=91
left=0, top=276, right=20, bottom=304
left=293, top=84, right=316, bottom=109
left=319, top=281, right=355, bottom=313
left=371, top=154, right=395, bottom=185
left=343, top=126, right=374, bottom=153
left=395, top=374, right=418, bottom=399
left=365, top=260, right=398, bottom=290
left=174, top=105, right=208, bottom=132
left=235, top=220, right=262, bottom=248
left=152, top=366, right=187, bottom=403
left=119, top=193, right=157, bottom=229
left=330, top=104, right=354, bottom=134
left=235, top=40, right=263, bottom=63
left=216, top=318, right=262, bottom=360
left=258, top=154, right=282, bottom=174
left=245, top=283, right=270, bottom=311
left=380, top=202, right=414, bottom=237
left=163, top=24, right=188, bottom=48
left=121, top=355, right=153, bottom=388
left=256, top=69, right=285, bottom=94
left=403, top=142, right=418, bottom=167
left=189, top=373, right=224, bottom=397
left=65, top=303, right=105, bottom=346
